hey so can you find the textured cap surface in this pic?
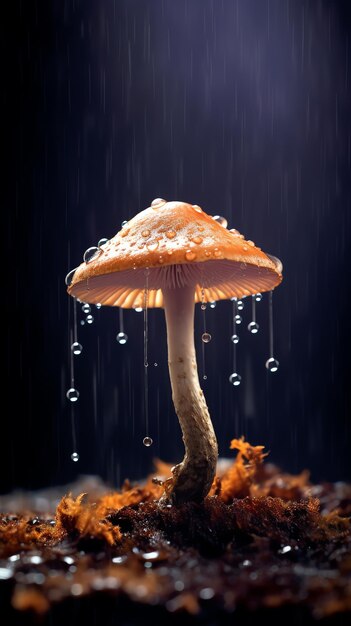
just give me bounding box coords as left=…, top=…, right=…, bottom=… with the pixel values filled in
left=68, top=200, right=282, bottom=308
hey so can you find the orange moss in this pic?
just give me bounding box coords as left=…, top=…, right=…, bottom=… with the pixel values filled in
left=218, top=437, right=268, bottom=501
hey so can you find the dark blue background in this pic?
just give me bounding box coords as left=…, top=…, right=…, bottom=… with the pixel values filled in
left=3, top=0, right=351, bottom=493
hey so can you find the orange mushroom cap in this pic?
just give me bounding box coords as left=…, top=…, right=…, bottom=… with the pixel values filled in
left=68, top=200, right=282, bottom=308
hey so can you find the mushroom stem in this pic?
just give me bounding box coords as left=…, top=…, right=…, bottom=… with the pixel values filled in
left=162, top=285, right=218, bottom=503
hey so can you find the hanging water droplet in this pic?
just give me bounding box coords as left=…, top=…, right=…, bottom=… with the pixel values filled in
left=212, top=215, right=228, bottom=228
left=229, top=373, right=242, bottom=386
left=265, top=357, right=279, bottom=373
left=248, top=322, right=259, bottom=334
left=66, top=388, right=79, bottom=402
left=71, top=342, right=83, bottom=355
left=121, top=220, right=128, bottom=228
left=80, top=320, right=85, bottom=326
left=134, top=306, right=143, bottom=313
left=209, top=301, right=216, bottom=308
left=143, top=437, right=153, bottom=447
left=116, top=332, right=128, bottom=345
left=83, top=247, right=99, bottom=263
left=203, top=375, right=207, bottom=380
left=95, top=303, right=102, bottom=309
left=65, top=268, right=77, bottom=286
left=202, top=332, right=211, bottom=343
left=237, top=300, right=244, bottom=311
left=71, top=452, right=79, bottom=462
left=231, top=334, right=240, bottom=344
left=255, top=293, right=263, bottom=302
left=201, top=303, right=207, bottom=310
left=154, top=362, right=158, bottom=367
left=82, top=303, right=91, bottom=314
left=98, top=238, right=109, bottom=248
left=86, top=314, right=94, bottom=324
left=234, top=314, right=242, bottom=324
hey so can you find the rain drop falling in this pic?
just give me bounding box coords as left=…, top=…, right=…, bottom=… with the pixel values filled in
left=234, top=314, right=242, bottom=324
left=86, top=314, right=94, bottom=324
left=65, top=268, right=77, bottom=286
left=71, top=452, right=79, bottom=462
left=231, top=334, right=240, bottom=344
left=237, top=300, right=244, bottom=311
left=212, top=215, right=228, bottom=228
left=248, top=322, right=259, bottom=334
left=266, top=358, right=279, bottom=372
left=143, top=437, right=153, bottom=447
left=229, top=373, right=242, bottom=386
left=98, top=238, right=109, bottom=248
left=202, top=333, right=212, bottom=343
left=82, top=303, right=91, bottom=314
left=66, top=388, right=79, bottom=402
left=80, top=320, right=85, bottom=326
left=83, top=246, right=99, bottom=263
left=71, top=342, right=83, bottom=355
left=116, top=332, right=128, bottom=345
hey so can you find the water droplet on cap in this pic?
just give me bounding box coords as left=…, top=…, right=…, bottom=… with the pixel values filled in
left=192, top=204, right=202, bottom=213
left=192, top=236, right=203, bottom=244
left=147, top=241, right=159, bottom=252
left=202, top=332, right=211, bottom=343
left=82, top=303, right=91, bottom=314
left=229, top=373, right=241, bottom=386
left=212, top=215, right=228, bottom=228
left=121, top=220, right=128, bottom=228
left=71, top=342, right=83, bottom=355
left=83, top=247, right=100, bottom=263
left=166, top=230, right=176, bottom=239
left=143, top=437, right=153, bottom=447
left=248, top=322, right=259, bottom=334
left=151, top=198, right=166, bottom=207
left=65, top=268, right=77, bottom=286
left=116, top=332, right=128, bottom=344
left=185, top=250, right=196, bottom=261
left=141, top=229, right=150, bottom=238
left=66, top=388, right=79, bottom=402
left=71, top=452, right=79, bottom=462
left=229, top=229, right=241, bottom=236
left=234, top=314, right=242, bottom=325
left=247, top=240, right=255, bottom=247
left=265, top=357, right=279, bottom=372
left=86, top=314, right=94, bottom=324
left=214, top=248, right=222, bottom=257
left=98, top=238, right=109, bottom=248
left=231, top=334, right=239, bottom=344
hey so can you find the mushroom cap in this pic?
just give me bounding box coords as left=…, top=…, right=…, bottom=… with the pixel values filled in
left=68, top=200, right=282, bottom=308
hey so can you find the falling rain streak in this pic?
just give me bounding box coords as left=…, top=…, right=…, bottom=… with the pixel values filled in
left=143, top=270, right=152, bottom=446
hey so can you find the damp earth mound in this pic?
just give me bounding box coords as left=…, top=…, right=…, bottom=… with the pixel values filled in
left=0, top=439, right=350, bottom=626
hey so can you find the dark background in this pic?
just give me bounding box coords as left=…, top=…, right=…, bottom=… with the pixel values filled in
left=3, top=0, right=351, bottom=494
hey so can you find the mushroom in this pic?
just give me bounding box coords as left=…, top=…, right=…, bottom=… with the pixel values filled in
left=67, top=200, right=282, bottom=504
